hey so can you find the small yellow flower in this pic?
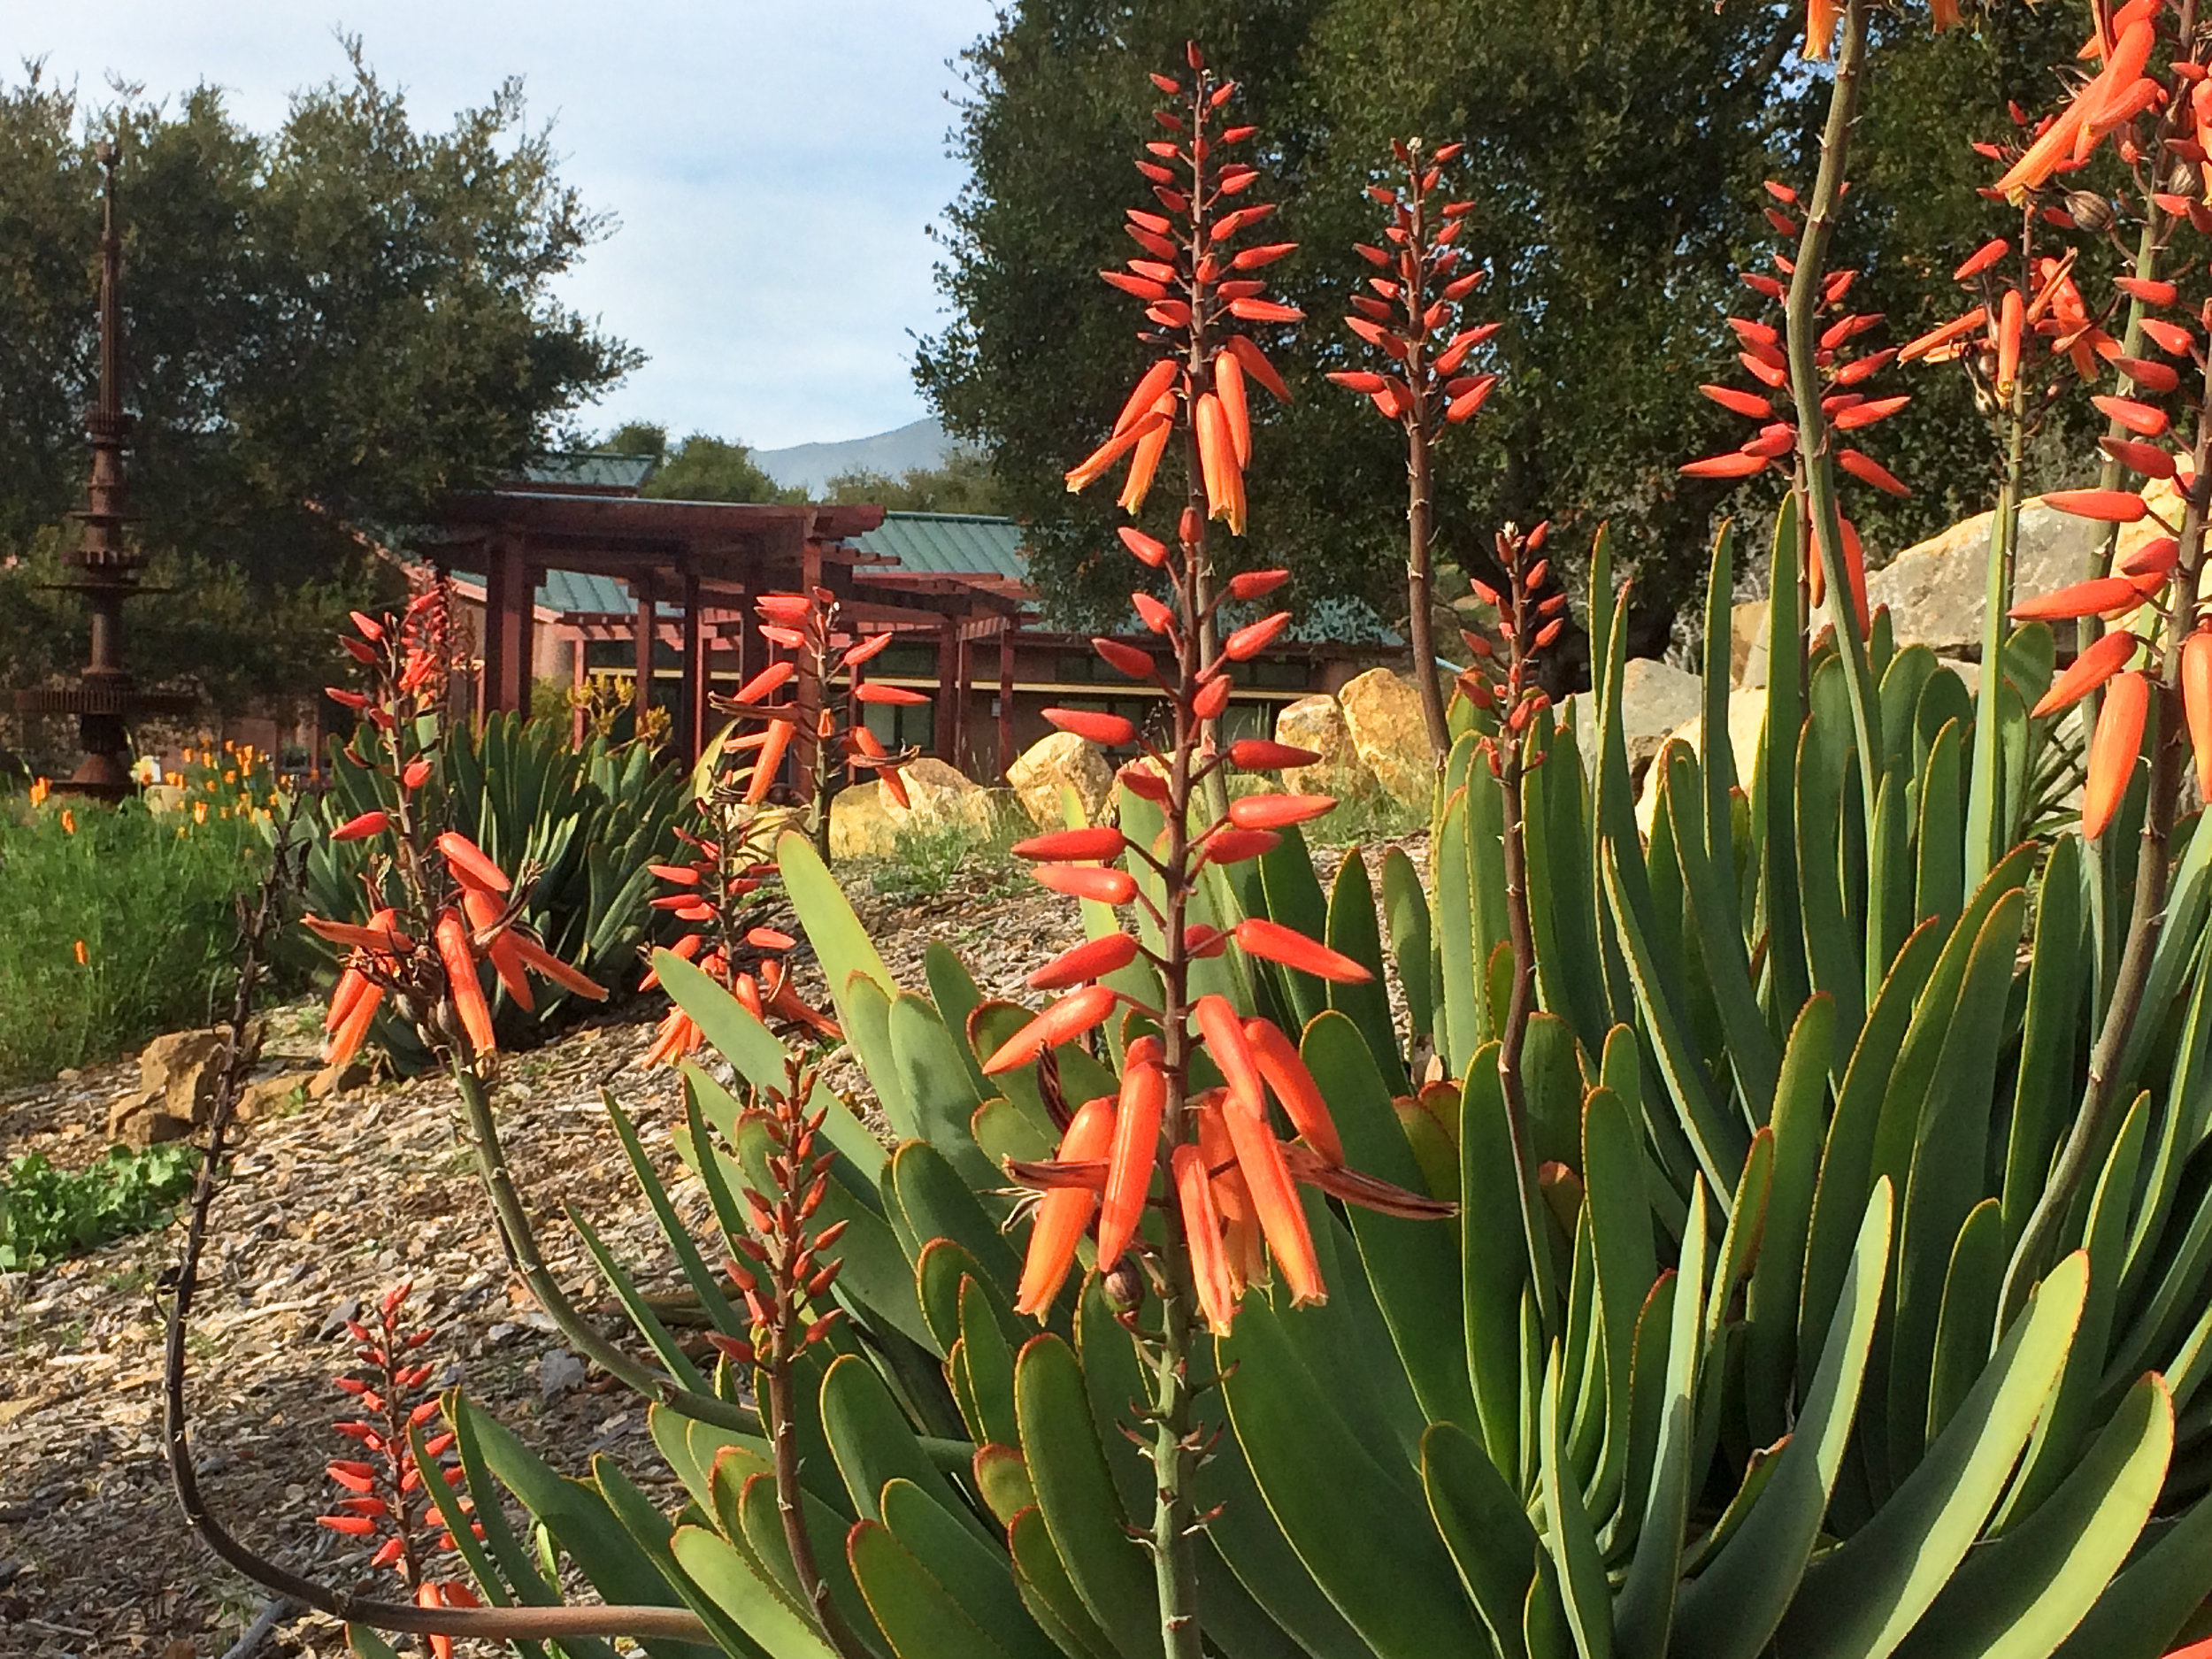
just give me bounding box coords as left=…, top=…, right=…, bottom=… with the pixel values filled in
left=27, top=778, right=49, bottom=807
left=165, top=771, right=181, bottom=787
left=60, top=809, right=76, bottom=834
left=193, top=801, right=207, bottom=825
left=222, top=769, right=237, bottom=784
left=73, top=940, right=88, bottom=966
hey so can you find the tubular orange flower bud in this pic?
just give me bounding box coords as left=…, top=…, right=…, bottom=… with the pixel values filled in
left=331, top=810, right=390, bottom=842
left=2117, top=277, right=2180, bottom=305
left=325, top=979, right=384, bottom=1071
left=1898, top=305, right=1989, bottom=364
left=1995, top=288, right=2024, bottom=396
left=1112, top=358, right=1182, bottom=435
left=1218, top=1089, right=1324, bottom=1302
left=2101, top=439, right=2177, bottom=480
left=2093, top=396, right=2170, bottom=436
left=1118, top=526, right=1170, bottom=567
left=1202, top=826, right=1280, bottom=866
left=2141, top=317, right=2196, bottom=356
left=1171, top=1143, right=1241, bottom=1332
left=982, top=984, right=1122, bottom=1075
left=1223, top=611, right=1292, bottom=660
left=1240, top=1018, right=1345, bottom=1163
left=1096, top=1044, right=1165, bottom=1270
left=504, top=933, right=609, bottom=1001
left=733, top=659, right=797, bottom=703
left=1033, top=863, right=1139, bottom=903
left=853, top=683, right=931, bottom=705
left=2034, top=629, right=2141, bottom=717
left=434, top=910, right=497, bottom=1056
left=1954, top=238, right=2011, bottom=281
left=2085, top=672, right=2150, bottom=839
left=1220, top=333, right=1291, bottom=403
left=1680, top=452, right=1771, bottom=480
left=2185, top=631, right=2212, bottom=797
left=1012, top=826, right=1129, bottom=861
left=1193, top=672, right=1233, bottom=719
left=1228, top=569, right=1290, bottom=601
left=1015, top=1095, right=1118, bottom=1315
left=2044, top=488, right=2150, bottom=523
left=462, top=887, right=534, bottom=1013
left=2013, top=577, right=2155, bottom=623
left=1093, top=637, right=1157, bottom=679
left=1832, top=396, right=1910, bottom=431
left=1699, top=384, right=1773, bottom=419
left=1045, top=707, right=1140, bottom=745
left=1839, top=449, right=1909, bottom=496
left=1194, top=392, right=1245, bottom=533
left=1233, top=918, right=1371, bottom=982
left=1227, top=792, right=1334, bottom=829
left=1227, top=738, right=1320, bottom=770
left=1030, top=933, right=1142, bottom=991
left=1067, top=410, right=1170, bottom=494
left=435, top=832, right=511, bottom=895
left=2123, top=537, right=2179, bottom=578
left=1216, top=349, right=1252, bottom=466
left=745, top=718, right=795, bottom=805
left=1194, top=994, right=1265, bottom=1113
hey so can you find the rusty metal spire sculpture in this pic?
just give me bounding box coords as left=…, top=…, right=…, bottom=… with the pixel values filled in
left=14, top=141, right=192, bottom=796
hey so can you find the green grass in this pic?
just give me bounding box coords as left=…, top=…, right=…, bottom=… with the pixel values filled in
left=0, top=784, right=292, bottom=1084
left=0, top=1142, right=202, bottom=1271
left=864, top=818, right=1028, bottom=906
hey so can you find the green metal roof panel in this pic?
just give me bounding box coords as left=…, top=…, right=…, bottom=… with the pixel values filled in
left=852, top=511, right=1028, bottom=582
left=518, top=453, right=657, bottom=491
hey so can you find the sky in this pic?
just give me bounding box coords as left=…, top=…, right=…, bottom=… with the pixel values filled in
left=11, top=0, right=998, bottom=450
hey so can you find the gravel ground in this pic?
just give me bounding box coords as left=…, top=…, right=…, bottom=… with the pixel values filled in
left=0, top=834, right=1419, bottom=1656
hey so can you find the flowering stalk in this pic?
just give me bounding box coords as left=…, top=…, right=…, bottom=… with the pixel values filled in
left=707, top=1056, right=872, bottom=1659
left=312, top=596, right=769, bottom=1441
left=638, top=592, right=891, bottom=1064
left=1897, top=150, right=2117, bottom=882
left=1985, top=0, right=2212, bottom=1320
left=1331, top=138, right=1498, bottom=760
left=321, top=1283, right=482, bottom=1651
left=1455, top=524, right=1571, bottom=1338
left=1067, top=43, right=1300, bottom=789
left=1048, top=49, right=1448, bottom=1655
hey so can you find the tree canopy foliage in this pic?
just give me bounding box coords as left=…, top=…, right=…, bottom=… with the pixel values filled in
left=0, top=47, right=636, bottom=742
left=916, top=0, right=2099, bottom=650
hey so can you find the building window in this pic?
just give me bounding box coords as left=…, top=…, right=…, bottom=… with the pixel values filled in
left=864, top=698, right=935, bottom=757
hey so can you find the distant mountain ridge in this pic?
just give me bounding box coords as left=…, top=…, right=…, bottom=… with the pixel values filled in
left=752, top=416, right=957, bottom=493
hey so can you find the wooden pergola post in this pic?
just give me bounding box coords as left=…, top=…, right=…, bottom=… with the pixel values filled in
left=997, top=626, right=1016, bottom=780
left=481, top=526, right=533, bottom=720
left=935, top=614, right=960, bottom=770
left=632, top=579, right=656, bottom=733
left=680, top=569, right=705, bottom=763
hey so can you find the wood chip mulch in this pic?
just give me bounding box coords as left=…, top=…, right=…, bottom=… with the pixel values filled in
left=0, top=836, right=1417, bottom=1656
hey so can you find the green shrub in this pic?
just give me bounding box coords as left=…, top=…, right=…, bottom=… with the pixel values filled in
left=0, top=1143, right=201, bottom=1271
left=0, top=788, right=285, bottom=1084
left=864, top=816, right=1027, bottom=905
left=299, top=712, right=687, bottom=1061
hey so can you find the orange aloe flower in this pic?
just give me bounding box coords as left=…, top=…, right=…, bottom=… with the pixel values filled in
left=1015, top=1095, right=1118, bottom=1315
left=2085, top=671, right=2152, bottom=839
left=2184, top=629, right=2212, bottom=796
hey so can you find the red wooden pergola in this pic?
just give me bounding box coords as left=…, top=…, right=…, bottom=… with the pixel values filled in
left=434, top=488, right=1026, bottom=786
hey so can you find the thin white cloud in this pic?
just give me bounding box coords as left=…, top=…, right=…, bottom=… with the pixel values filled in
left=12, top=0, right=996, bottom=448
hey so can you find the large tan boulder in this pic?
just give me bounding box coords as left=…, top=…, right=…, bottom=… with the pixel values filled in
left=1337, top=668, right=1440, bottom=804
left=1732, top=599, right=1770, bottom=687
left=1635, top=687, right=1769, bottom=837
left=829, top=781, right=900, bottom=860
left=1862, top=480, right=2181, bottom=657
left=1273, top=695, right=1373, bottom=796
left=887, top=757, right=982, bottom=833
left=1008, top=732, right=1115, bottom=828
left=1618, top=658, right=1705, bottom=772
left=106, top=1022, right=263, bottom=1148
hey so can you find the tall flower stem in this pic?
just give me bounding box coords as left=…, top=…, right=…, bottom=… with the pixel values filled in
left=1497, top=741, right=1560, bottom=1342
left=1965, top=364, right=2030, bottom=888
left=451, top=1065, right=763, bottom=1433
left=2002, top=365, right=2211, bottom=1324
left=1148, top=524, right=1208, bottom=1659
left=1785, top=0, right=1884, bottom=981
